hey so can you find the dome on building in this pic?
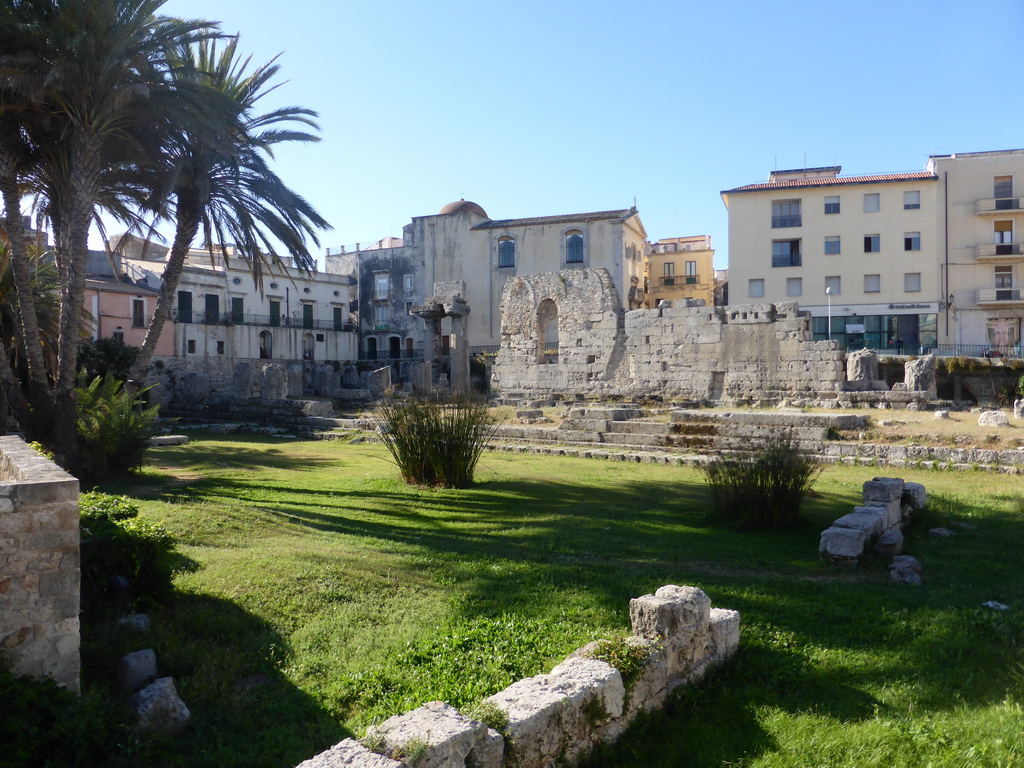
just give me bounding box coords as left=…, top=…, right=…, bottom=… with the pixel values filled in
left=438, top=199, right=488, bottom=218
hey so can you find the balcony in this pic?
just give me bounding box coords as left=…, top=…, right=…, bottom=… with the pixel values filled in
left=772, top=253, right=802, bottom=268
left=975, top=242, right=1024, bottom=261
left=977, top=288, right=1024, bottom=306
left=771, top=215, right=802, bottom=228
left=170, top=309, right=357, bottom=332
left=975, top=197, right=1023, bottom=215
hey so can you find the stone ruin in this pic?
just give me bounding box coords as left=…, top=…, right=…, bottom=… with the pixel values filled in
left=0, top=436, right=80, bottom=692
left=296, top=585, right=739, bottom=768
left=819, top=476, right=926, bottom=563
left=412, top=280, right=471, bottom=394
left=490, top=269, right=844, bottom=403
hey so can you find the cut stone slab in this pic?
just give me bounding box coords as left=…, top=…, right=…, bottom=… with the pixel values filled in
left=485, top=657, right=624, bottom=768
left=874, top=529, right=904, bottom=558
left=130, top=677, right=190, bottom=734
left=820, top=526, right=868, bottom=560
left=297, top=739, right=405, bottom=767
left=863, top=477, right=905, bottom=503
left=902, top=482, right=927, bottom=513
left=118, top=648, right=157, bottom=692
left=854, top=501, right=901, bottom=530
left=363, top=701, right=502, bottom=768
left=831, top=512, right=885, bottom=539
left=147, top=435, right=189, bottom=446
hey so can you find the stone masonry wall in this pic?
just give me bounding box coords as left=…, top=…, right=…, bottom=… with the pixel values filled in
left=296, top=585, right=739, bottom=768
left=0, top=436, right=80, bottom=692
left=491, top=269, right=844, bottom=403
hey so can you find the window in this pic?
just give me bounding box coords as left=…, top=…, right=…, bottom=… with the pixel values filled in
left=302, top=304, right=314, bottom=329
left=904, top=232, right=921, bottom=251
left=864, top=193, right=880, bottom=213
left=995, top=220, right=1014, bottom=254
left=995, top=175, right=1014, bottom=199
left=177, top=290, right=192, bottom=323
left=374, top=273, right=389, bottom=298
left=374, top=305, right=388, bottom=329
left=498, top=237, right=515, bottom=268
left=333, top=306, right=344, bottom=331
left=403, top=274, right=414, bottom=291
left=995, top=265, right=1013, bottom=289
left=786, top=277, right=802, bottom=297
left=825, top=276, right=841, bottom=295
left=864, top=235, right=880, bottom=253
left=216, top=340, right=225, bottom=355
left=864, top=274, right=881, bottom=293
left=685, top=260, right=697, bottom=284
left=112, top=328, right=125, bottom=344
left=825, top=236, right=840, bottom=255
left=824, top=196, right=840, bottom=214
left=904, top=190, right=920, bottom=210
left=772, top=239, right=801, bottom=267
left=771, top=200, right=801, bottom=228
left=405, top=301, right=413, bottom=314
left=904, top=272, right=922, bottom=292
left=565, top=231, right=584, bottom=263
left=231, top=297, right=244, bottom=323
left=269, top=300, right=281, bottom=327
left=186, top=339, right=196, bottom=353
left=663, top=262, right=675, bottom=276
left=748, top=279, right=765, bottom=298
left=131, top=299, right=145, bottom=328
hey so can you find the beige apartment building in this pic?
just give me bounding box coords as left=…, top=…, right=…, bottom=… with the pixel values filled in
left=645, top=235, right=715, bottom=307
left=722, top=149, right=1024, bottom=353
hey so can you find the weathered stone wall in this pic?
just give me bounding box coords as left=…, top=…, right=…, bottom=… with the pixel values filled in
left=491, top=269, right=844, bottom=402
left=296, top=585, right=739, bottom=768
left=0, top=436, right=80, bottom=692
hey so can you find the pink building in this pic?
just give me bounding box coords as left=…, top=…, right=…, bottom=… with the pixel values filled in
left=84, top=276, right=174, bottom=355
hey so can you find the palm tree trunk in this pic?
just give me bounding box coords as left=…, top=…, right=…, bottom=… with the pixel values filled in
left=127, top=193, right=202, bottom=385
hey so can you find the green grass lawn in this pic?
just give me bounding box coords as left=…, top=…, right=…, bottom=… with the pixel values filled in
left=84, top=435, right=1024, bottom=768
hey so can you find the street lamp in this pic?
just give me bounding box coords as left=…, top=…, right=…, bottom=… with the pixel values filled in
left=825, top=286, right=832, bottom=340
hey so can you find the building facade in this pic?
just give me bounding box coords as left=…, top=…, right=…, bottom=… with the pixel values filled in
left=645, top=235, right=716, bottom=307
left=324, top=200, right=647, bottom=358
left=722, top=149, right=1024, bottom=353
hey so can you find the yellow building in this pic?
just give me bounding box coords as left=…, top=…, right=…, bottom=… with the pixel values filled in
left=645, top=235, right=716, bottom=307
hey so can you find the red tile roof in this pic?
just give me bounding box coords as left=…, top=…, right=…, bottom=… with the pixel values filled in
left=723, top=171, right=936, bottom=194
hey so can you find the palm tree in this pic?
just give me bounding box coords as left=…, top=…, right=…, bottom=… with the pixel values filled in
left=127, top=37, right=330, bottom=383
left=0, top=0, right=216, bottom=467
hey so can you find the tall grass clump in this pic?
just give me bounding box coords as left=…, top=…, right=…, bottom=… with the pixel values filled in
left=375, top=395, right=498, bottom=488
left=699, top=432, right=822, bottom=530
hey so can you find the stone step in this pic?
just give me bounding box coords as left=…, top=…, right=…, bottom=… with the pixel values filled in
left=670, top=409, right=867, bottom=430
left=564, top=407, right=646, bottom=421
left=600, top=432, right=668, bottom=447
left=559, top=419, right=609, bottom=432
left=605, top=421, right=673, bottom=436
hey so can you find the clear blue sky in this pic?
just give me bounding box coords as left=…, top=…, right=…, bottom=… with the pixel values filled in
left=154, top=0, right=1024, bottom=269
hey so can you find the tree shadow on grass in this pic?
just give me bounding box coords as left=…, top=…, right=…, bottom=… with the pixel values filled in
left=81, top=592, right=347, bottom=768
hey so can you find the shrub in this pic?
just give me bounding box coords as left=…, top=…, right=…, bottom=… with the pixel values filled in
left=77, top=337, right=139, bottom=382
left=699, top=432, right=822, bottom=530
left=80, top=492, right=175, bottom=610
left=375, top=395, right=498, bottom=488
left=76, top=374, right=160, bottom=482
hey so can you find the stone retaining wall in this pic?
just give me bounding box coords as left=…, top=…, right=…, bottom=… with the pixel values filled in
left=297, top=585, right=739, bottom=768
left=0, top=436, right=80, bottom=692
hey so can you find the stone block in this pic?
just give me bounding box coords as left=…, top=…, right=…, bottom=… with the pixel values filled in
left=863, top=477, right=905, bottom=503
left=708, top=608, right=741, bottom=663
left=297, top=739, right=403, bottom=768
left=629, top=585, right=710, bottom=642
left=485, top=657, right=624, bottom=768
left=364, top=701, right=502, bottom=768
left=129, top=677, right=190, bottom=734
left=118, top=648, right=157, bottom=692
left=874, top=529, right=903, bottom=558
left=831, top=512, right=885, bottom=539
left=819, top=526, right=868, bottom=560
left=148, top=435, right=189, bottom=446
left=979, top=410, right=1010, bottom=428
left=366, top=367, right=391, bottom=397
left=902, top=482, right=926, bottom=513
left=854, top=500, right=901, bottom=530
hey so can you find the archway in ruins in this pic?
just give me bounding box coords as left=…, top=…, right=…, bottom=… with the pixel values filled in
left=259, top=330, right=273, bottom=359
left=536, top=299, right=559, bottom=364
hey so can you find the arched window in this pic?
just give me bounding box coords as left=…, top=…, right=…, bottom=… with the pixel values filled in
left=302, top=332, right=315, bottom=361
left=498, top=237, right=515, bottom=268
left=536, top=299, right=559, bottom=364
left=565, top=231, right=584, bottom=264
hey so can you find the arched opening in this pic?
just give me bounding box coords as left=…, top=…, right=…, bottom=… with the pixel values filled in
left=366, top=337, right=378, bottom=360
left=259, top=330, right=273, bottom=359
left=536, top=299, right=559, bottom=364
left=389, top=336, right=401, bottom=359
left=302, top=332, right=314, bottom=361
left=405, top=337, right=414, bottom=357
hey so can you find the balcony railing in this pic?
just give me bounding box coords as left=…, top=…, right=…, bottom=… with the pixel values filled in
left=772, top=253, right=802, bottom=267
left=977, top=288, right=1024, bottom=304
left=771, top=215, right=802, bottom=228
left=975, top=197, right=1023, bottom=214
left=170, top=309, right=356, bottom=332
left=976, top=242, right=1024, bottom=259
